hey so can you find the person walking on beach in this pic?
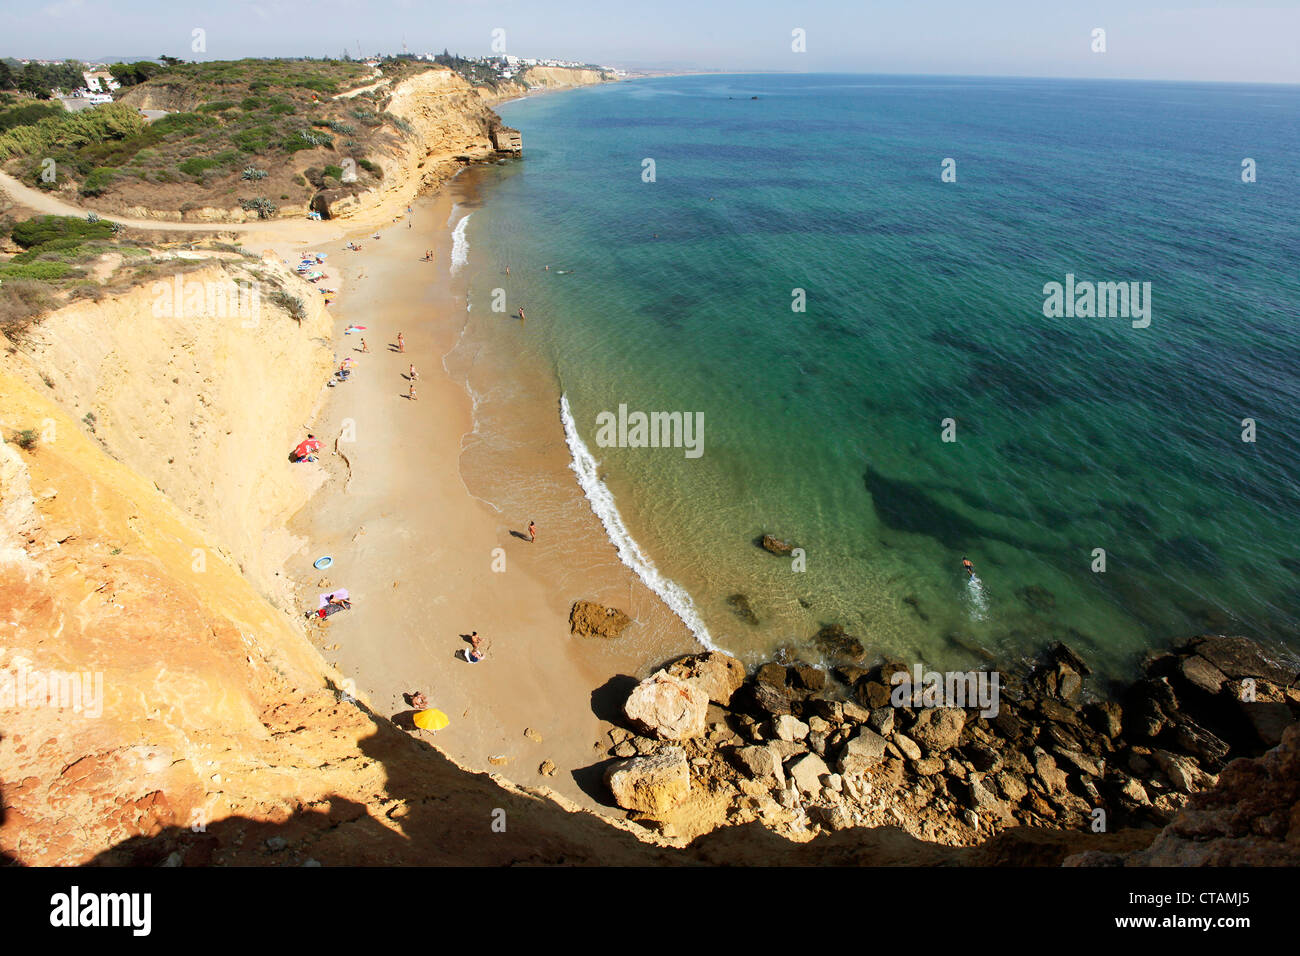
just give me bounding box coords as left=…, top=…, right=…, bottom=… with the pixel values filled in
left=527, top=521, right=536, bottom=543
left=466, top=631, right=485, bottom=663
left=397, top=332, right=405, bottom=353
left=409, top=381, right=418, bottom=401
left=360, top=338, right=369, bottom=353
left=409, top=364, right=419, bottom=382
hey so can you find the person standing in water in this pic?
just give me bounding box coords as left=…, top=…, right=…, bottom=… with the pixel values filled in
left=517, top=307, right=525, bottom=323
left=962, top=557, right=975, bottom=578
left=527, top=521, right=536, bottom=543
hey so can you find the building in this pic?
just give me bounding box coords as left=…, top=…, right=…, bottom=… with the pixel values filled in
left=82, top=70, right=120, bottom=93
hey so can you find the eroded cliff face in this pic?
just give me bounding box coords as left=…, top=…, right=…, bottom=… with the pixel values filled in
left=0, top=266, right=680, bottom=867
left=2, top=259, right=332, bottom=611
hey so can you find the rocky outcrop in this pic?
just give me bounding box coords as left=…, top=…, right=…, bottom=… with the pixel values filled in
left=569, top=600, right=632, bottom=639
left=598, top=638, right=1299, bottom=853
left=760, top=534, right=795, bottom=556
left=624, top=670, right=710, bottom=740
left=665, top=651, right=745, bottom=706
left=604, top=748, right=690, bottom=814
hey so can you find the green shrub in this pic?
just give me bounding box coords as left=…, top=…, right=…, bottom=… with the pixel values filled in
left=358, top=158, right=382, bottom=179
left=80, top=166, right=117, bottom=196
left=239, top=96, right=264, bottom=110
left=12, top=429, right=39, bottom=450
left=0, top=261, right=74, bottom=280
left=10, top=215, right=114, bottom=248
left=198, top=100, right=238, bottom=112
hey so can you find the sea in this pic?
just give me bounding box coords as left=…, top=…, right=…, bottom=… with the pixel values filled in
left=443, top=73, right=1300, bottom=680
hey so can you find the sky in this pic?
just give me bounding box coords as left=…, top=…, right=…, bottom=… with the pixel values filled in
left=4, top=0, right=1299, bottom=84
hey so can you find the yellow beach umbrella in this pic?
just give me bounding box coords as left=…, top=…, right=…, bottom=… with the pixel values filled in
left=413, top=708, right=449, bottom=732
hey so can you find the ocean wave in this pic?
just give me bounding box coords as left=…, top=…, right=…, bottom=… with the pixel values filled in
left=450, top=213, right=472, bottom=274
left=560, top=393, right=717, bottom=651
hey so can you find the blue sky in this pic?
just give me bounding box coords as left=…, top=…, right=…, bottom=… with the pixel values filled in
left=5, top=0, right=1299, bottom=83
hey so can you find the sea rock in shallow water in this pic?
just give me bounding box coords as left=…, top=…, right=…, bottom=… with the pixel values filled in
left=760, top=534, right=796, bottom=556
left=604, top=747, right=690, bottom=814
left=665, top=651, right=746, bottom=706
left=569, top=601, right=633, bottom=639
left=624, top=670, right=709, bottom=740
left=812, top=624, right=866, bottom=663
left=726, top=593, right=760, bottom=625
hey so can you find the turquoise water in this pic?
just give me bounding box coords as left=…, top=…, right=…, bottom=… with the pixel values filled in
left=462, top=74, right=1300, bottom=677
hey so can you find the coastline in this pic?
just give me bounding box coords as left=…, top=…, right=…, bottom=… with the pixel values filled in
left=279, top=167, right=698, bottom=812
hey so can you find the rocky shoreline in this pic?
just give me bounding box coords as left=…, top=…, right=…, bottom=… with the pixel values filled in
left=596, top=634, right=1300, bottom=852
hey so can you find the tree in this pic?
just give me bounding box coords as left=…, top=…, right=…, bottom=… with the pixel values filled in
left=0, top=61, right=14, bottom=91
left=159, top=54, right=183, bottom=67
left=18, top=64, right=51, bottom=99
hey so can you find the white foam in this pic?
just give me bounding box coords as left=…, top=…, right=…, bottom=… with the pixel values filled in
left=450, top=213, right=472, bottom=274
left=560, top=393, right=716, bottom=650
left=966, top=575, right=989, bottom=622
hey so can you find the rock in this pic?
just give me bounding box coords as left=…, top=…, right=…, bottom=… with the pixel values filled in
left=1186, top=635, right=1298, bottom=686
left=665, top=651, right=746, bottom=706
left=964, top=741, right=1003, bottom=773
left=811, top=624, right=865, bottom=663
left=868, top=705, right=895, bottom=736
left=834, top=664, right=870, bottom=686
left=914, top=756, right=945, bottom=775
left=908, top=708, right=967, bottom=753
left=808, top=730, right=829, bottom=756
left=539, top=759, right=556, bottom=776
left=826, top=772, right=843, bottom=792
left=752, top=679, right=794, bottom=717
left=1057, top=668, right=1083, bottom=702
left=725, top=593, right=760, bottom=625
left=1084, top=701, right=1123, bottom=739
left=624, top=670, right=709, bottom=740
left=760, top=534, right=796, bottom=556
left=523, top=727, right=542, bottom=743
left=841, top=700, right=872, bottom=724
left=1017, top=585, right=1056, bottom=614
left=1178, top=655, right=1229, bottom=695
left=265, top=837, right=288, bottom=852
left=773, top=714, right=810, bottom=742
left=1168, top=717, right=1230, bottom=766
left=569, top=601, right=633, bottom=639
left=788, top=753, right=830, bottom=794
left=858, top=680, right=891, bottom=709
left=611, top=741, right=637, bottom=758
left=837, top=727, right=888, bottom=774
left=730, top=744, right=785, bottom=787
left=893, top=733, right=922, bottom=762
left=604, top=747, right=690, bottom=814
left=1119, top=776, right=1151, bottom=806
left=1049, top=641, right=1092, bottom=676
left=631, top=735, right=661, bottom=756
left=789, top=663, right=826, bottom=693
left=813, top=804, right=854, bottom=831
left=767, top=739, right=809, bottom=761
left=1033, top=748, right=1069, bottom=793
left=996, top=772, right=1029, bottom=804
left=1240, top=700, right=1296, bottom=747
left=967, top=777, right=1012, bottom=823
left=1052, top=747, right=1103, bottom=779
left=808, top=698, right=844, bottom=723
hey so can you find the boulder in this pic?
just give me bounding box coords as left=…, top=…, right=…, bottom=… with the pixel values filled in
left=569, top=601, right=633, bottom=639
left=773, top=714, right=810, bottom=742
left=868, top=705, right=895, bottom=736
left=624, top=670, right=709, bottom=740
left=1033, top=748, right=1069, bottom=793
left=725, top=593, right=760, bottom=625
left=604, top=747, right=690, bottom=814
left=665, top=651, right=746, bottom=706
left=789, top=663, right=826, bottom=693
left=787, top=753, right=830, bottom=795
left=1186, top=635, right=1298, bottom=686
left=837, top=728, right=888, bottom=774
left=760, top=534, right=796, bottom=556
left=908, top=707, right=967, bottom=753
left=1178, top=654, right=1229, bottom=695
left=730, top=744, right=784, bottom=787
left=812, top=624, right=866, bottom=663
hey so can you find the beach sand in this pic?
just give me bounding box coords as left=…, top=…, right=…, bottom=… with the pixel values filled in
left=277, top=173, right=699, bottom=813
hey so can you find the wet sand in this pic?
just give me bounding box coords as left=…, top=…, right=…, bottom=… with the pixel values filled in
left=278, top=174, right=698, bottom=814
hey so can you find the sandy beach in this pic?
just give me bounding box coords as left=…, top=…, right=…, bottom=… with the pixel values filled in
left=273, top=172, right=698, bottom=813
